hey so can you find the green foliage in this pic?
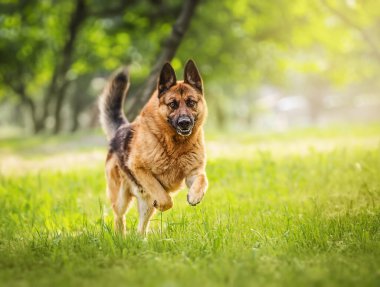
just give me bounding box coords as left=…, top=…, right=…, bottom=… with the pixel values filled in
left=0, top=125, right=379, bottom=286
left=176, top=0, right=380, bottom=125
left=0, top=0, right=182, bottom=132
left=1, top=0, right=380, bottom=132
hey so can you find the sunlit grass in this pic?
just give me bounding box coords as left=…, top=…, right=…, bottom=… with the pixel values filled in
left=0, top=124, right=379, bottom=286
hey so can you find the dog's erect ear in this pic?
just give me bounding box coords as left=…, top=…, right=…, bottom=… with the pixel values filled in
left=158, top=62, right=177, bottom=96
left=184, top=59, right=202, bottom=93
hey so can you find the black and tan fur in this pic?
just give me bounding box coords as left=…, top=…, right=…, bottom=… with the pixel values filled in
left=99, top=60, right=208, bottom=235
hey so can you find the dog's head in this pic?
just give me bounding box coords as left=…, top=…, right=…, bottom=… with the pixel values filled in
left=157, top=60, right=207, bottom=137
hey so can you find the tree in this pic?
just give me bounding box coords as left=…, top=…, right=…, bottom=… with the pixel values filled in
left=126, top=0, right=200, bottom=120
left=1, top=0, right=380, bottom=133
left=0, top=0, right=184, bottom=133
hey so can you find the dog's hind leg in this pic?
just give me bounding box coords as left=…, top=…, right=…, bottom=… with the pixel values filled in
left=106, top=157, right=134, bottom=234
left=110, top=181, right=134, bottom=234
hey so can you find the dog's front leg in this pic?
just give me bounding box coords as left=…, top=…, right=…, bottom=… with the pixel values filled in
left=133, top=167, right=173, bottom=235
left=136, top=194, right=156, bottom=235
left=186, top=172, right=208, bottom=206
left=133, top=167, right=173, bottom=211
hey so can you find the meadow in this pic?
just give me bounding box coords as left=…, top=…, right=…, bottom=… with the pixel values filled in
left=0, top=124, right=379, bottom=287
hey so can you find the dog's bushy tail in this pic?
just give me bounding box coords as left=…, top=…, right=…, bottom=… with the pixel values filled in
left=99, top=68, right=130, bottom=141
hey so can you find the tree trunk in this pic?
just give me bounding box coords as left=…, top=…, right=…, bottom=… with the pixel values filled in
left=9, top=82, right=41, bottom=133
left=71, top=110, right=80, bottom=132
left=126, top=0, right=200, bottom=120
left=69, top=75, right=92, bottom=132
left=25, top=97, right=39, bottom=133
left=53, top=0, right=87, bottom=134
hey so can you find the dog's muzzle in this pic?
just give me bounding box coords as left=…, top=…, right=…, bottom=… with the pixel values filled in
left=176, top=116, right=194, bottom=136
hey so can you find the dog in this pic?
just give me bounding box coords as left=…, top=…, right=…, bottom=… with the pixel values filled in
left=99, top=60, right=208, bottom=235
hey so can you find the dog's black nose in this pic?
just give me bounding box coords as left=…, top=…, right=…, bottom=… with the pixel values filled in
left=177, top=117, right=192, bottom=130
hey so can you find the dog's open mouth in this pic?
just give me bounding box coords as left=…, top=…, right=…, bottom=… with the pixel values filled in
left=176, top=128, right=192, bottom=136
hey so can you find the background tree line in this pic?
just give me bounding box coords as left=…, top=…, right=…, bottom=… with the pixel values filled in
left=1, top=0, right=379, bottom=134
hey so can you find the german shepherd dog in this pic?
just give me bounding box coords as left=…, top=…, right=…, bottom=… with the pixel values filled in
left=99, top=60, right=208, bottom=235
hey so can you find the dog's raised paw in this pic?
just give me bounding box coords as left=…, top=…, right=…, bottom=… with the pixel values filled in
left=187, top=192, right=204, bottom=206
left=152, top=197, right=173, bottom=211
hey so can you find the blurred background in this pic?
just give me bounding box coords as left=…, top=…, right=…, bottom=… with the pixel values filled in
left=0, top=0, right=380, bottom=136
left=1, top=2, right=379, bottom=286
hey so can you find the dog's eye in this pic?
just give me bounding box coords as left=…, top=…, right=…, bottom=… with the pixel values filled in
left=168, top=101, right=178, bottom=109
left=186, top=100, right=196, bottom=108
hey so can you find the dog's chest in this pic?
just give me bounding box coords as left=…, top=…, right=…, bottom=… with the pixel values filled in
left=150, top=146, right=202, bottom=191
left=154, top=149, right=198, bottom=174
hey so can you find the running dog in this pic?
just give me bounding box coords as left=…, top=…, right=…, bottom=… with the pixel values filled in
left=99, top=60, right=208, bottom=235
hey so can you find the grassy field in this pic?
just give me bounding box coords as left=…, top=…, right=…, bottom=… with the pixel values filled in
left=0, top=124, right=379, bottom=287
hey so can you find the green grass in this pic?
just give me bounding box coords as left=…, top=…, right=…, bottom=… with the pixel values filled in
left=0, top=125, right=379, bottom=287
